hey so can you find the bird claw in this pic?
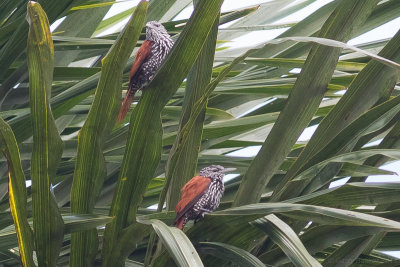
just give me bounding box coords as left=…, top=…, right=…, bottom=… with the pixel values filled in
left=200, top=208, right=213, bottom=214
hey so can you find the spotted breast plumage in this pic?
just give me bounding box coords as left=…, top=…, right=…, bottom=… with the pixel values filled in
left=173, top=165, right=235, bottom=230
left=117, top=21, right=174, bottom=122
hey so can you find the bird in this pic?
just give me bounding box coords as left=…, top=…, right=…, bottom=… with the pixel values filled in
left=173, top=165, right=235, bottom=230
left=117, top=21, right=174, bottom=122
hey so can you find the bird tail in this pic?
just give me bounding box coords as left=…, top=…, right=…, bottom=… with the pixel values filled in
left=173, top=217, right=184, bottom=230
left=117, top=88, right=137, bottom=122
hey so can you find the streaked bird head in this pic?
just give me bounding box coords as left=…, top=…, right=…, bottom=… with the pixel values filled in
left=199, top=165, right=236, bottom=180
left=146, top=21, right=171, bottom=42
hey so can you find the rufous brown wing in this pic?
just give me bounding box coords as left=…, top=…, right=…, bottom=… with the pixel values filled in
left=117, top=40, right=154, bottom=122
left=174, top=176, right=211, bottom=229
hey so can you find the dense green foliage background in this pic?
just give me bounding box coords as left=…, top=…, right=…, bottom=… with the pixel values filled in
left=0, top=0, right=400, bottom=266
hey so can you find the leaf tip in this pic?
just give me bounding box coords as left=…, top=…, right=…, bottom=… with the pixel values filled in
left=27, top=1, right=38, bottom=7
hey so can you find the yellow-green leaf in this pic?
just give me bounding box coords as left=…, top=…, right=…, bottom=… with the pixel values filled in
left=27, top=2, right=64, bottom=266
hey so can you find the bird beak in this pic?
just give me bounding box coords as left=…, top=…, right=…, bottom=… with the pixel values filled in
left=222, top=167, right=236, bottom=173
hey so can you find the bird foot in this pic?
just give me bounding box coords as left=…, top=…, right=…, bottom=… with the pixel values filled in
left=199, top=208, right=213, bottom=214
